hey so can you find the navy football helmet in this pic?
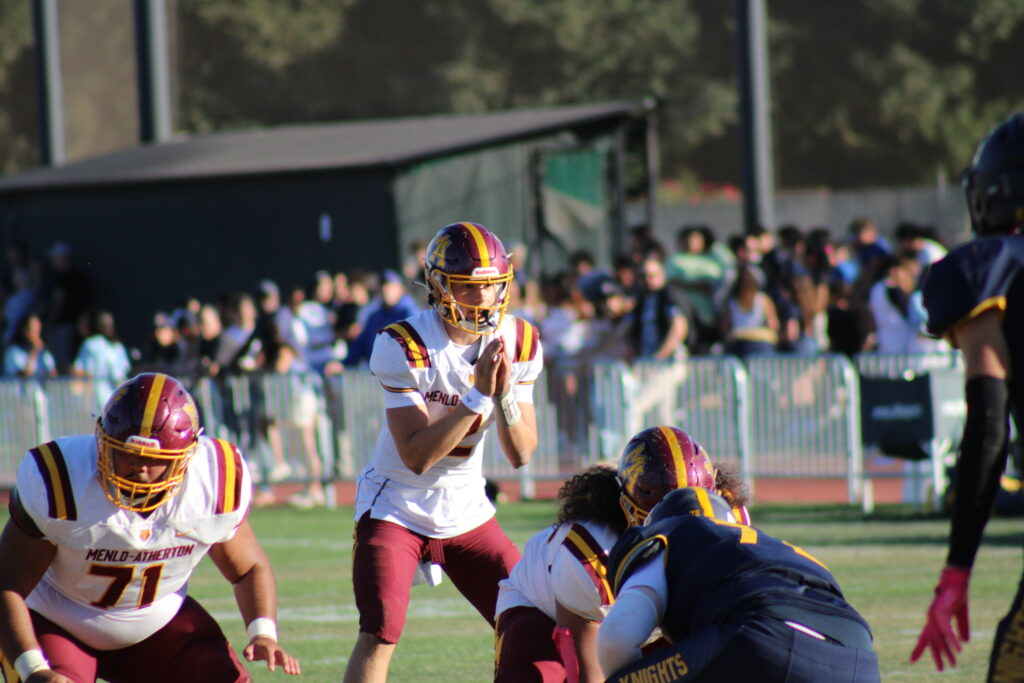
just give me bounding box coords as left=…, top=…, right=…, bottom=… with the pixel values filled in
left=644, top=486, right=736, bottom=526
left=963, top=112, right=1024, bottom=235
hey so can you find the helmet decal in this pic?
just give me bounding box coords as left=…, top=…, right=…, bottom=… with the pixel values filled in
left=429, top=234, right=452, bottom=268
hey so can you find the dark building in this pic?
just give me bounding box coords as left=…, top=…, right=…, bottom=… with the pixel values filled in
left=0, top=101, right=654, bottom=347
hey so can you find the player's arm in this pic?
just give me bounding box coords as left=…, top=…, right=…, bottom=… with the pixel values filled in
left=555, top=601, right=602, bottom=683
left=0, top=513, right=59, bottom=681
left=209, top=519, right=300, bottom=675
left=597, top=555, right=666, bottom=677
left=387, top=401, right=491, bottom=475
left=947, top=309, right=1011, bottom=569
left=911, top=309, right=1011, bottom=671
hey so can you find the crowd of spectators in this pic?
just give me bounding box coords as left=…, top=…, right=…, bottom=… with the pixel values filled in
left=526, top=216, right=952, bottom=368
left=0, top=218, right=952, bottom=503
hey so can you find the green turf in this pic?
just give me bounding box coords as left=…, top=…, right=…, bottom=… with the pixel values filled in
left=3, top=500, right=1020, bottom=681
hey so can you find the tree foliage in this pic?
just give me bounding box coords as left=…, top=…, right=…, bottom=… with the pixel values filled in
left=1, top=1, right=1024, bottom=187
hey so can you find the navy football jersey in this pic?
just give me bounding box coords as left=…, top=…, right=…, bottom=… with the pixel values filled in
left=608, top=515, right=870, bottom=645
left=922, top=235, right=1024, bottom=429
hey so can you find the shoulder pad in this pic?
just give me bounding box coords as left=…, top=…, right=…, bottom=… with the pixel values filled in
left=27, top=441, right=78, bottom=521
left=210, top=438, right=246, bottom=514
left=923, top=237, right=1024, bottom=336
left=608, top=528, right=667, bottom=597
left=513, top=318, right=540, bottom=363
left=379, top=321, right=431, bottom=369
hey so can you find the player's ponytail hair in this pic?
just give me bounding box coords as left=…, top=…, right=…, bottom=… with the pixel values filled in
left=714, top=461, right=751, bottom=510
left=557, top=465, right=627, bottom=534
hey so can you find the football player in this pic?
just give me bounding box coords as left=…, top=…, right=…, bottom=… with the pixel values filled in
left=0, top=373, right=299, bottom=683
left=343, top=222, right=543, bottom=683
left=599, top=487, right=880, bottom=682
left=493, top=426, right=750, bottom=683
left=911, top=111, right=1024, bottom=679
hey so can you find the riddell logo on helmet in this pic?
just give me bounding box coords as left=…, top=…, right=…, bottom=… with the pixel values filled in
left=472, top=267, right=499, bottom=277
left=125, top=435, right=161, bottom=449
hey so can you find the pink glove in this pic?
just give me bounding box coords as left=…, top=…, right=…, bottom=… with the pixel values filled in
left=910, top=566, right=971, bottom=671
left=552, top=626, right=580, bottom=683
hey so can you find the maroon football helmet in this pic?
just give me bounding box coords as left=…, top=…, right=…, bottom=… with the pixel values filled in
left=616, top=426, right=716, bottom=526
left=95, top=373, right=201, bottom=512
left=424, top=221, right=513, bottom=334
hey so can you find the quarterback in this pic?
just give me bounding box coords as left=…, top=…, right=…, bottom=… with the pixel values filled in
left=344, top=221, right=543, bottom=682
left=0, top=373, right=299, bottom=682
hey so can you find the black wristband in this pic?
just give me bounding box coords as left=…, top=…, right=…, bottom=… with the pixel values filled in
left=947, top=375, right=1010, bottom=568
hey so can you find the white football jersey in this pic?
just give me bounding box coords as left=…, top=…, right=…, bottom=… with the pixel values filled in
left=496, top=520, right=618, bottom=623
left=355, top=308, right=543, bottom=537
left=14, top=434, right=251, bottom=650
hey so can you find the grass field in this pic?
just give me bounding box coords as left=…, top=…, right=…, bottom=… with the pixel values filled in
left=2, top=500, right=1020, bottom=681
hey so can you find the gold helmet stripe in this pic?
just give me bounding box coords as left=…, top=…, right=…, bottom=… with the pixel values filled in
left=461, top=222, right=491, bottom=268
left=658, top=425, right=687, bottom=488
left=140, top=373, right=167, bottom=438
left=694, top=487, right=715, bottom=517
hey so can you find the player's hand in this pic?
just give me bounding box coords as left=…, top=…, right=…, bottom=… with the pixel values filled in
left=244, top=636, right=302, bottom=675
left=910, top=566, right=971, bottom=671
left=474, top=338, right=508, bottom=397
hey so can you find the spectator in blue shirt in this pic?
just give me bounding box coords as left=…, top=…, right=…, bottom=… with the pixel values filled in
left=343, top=269, right=419, bottom=367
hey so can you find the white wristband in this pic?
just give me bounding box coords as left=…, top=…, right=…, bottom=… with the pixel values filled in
left=497, top=390, right=521, bottom=426
left=461, top=387, right=493, bottom=414
left=246, top=617, right=278, bottom=642
left=14, top=649, right=50, bottom=679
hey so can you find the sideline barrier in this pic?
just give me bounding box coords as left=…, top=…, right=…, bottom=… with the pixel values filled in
left=0, top=354, right=967, bottom=507
left=855, top=351, right=965, bottom=510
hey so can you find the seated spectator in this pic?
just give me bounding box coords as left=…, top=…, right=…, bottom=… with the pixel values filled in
left=2, top=314, right=57, bottom=379
left=721, top=266, right=779, bottom=358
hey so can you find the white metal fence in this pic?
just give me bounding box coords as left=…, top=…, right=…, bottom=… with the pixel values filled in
left=0, top=352, right=966, bottom=505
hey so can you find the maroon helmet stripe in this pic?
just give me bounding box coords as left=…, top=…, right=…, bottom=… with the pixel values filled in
left=383, top=322, right=430, bottom=368
left=563, top=523, right=613, bottom=605
left=29, top=442, right=76, bottom=520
